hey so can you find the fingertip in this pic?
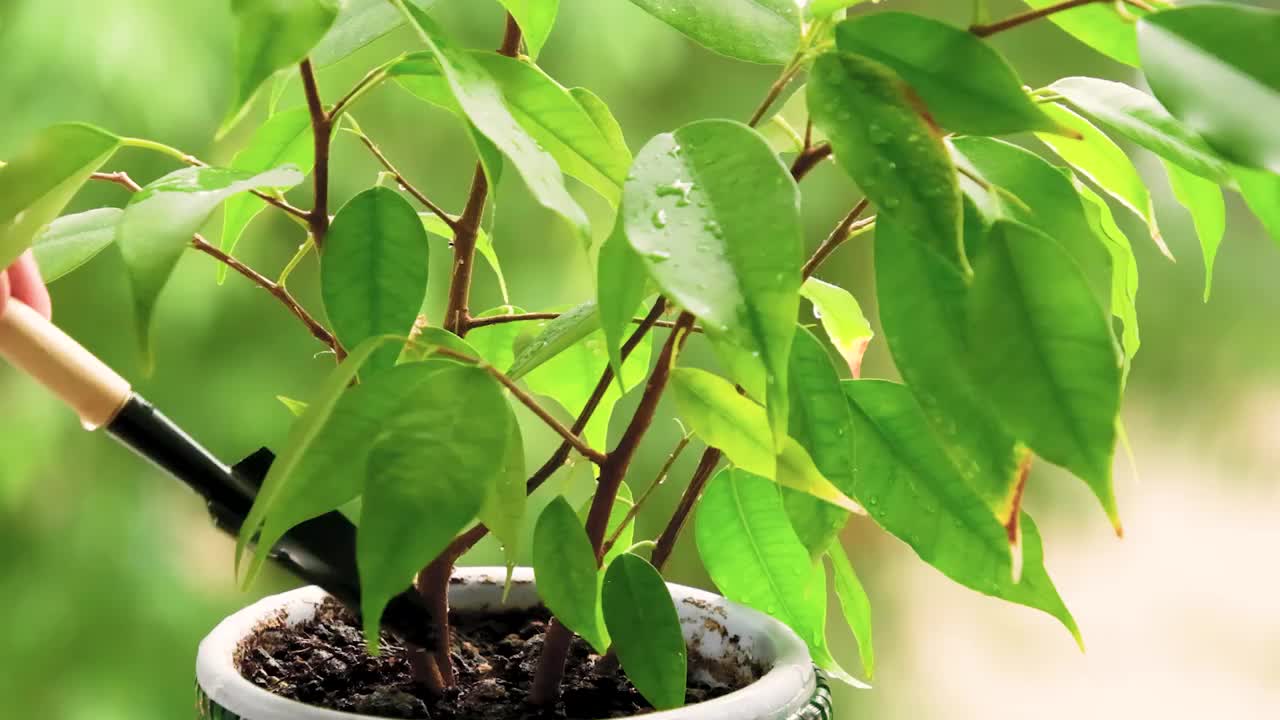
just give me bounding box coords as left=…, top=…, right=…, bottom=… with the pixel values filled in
left=9, top=251, right=52, bottom=320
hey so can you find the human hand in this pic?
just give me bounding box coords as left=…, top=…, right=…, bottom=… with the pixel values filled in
left=0, top=251, right=52, bottom=320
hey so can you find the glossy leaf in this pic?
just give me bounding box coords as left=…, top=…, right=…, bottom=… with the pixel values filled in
left=497, top=0, right=559, bottom=58
left=809, top=52, right=966, bottom=274
left=524, top=321, right=653, bottom=449
left=951, top=136, right=1114, bottom=307
left=32, top=208, right=121, bottom=282
left=597, top=217, right=649, bottom=385
left=842, top=379, right=1081, bottom=644
left=835, top=12, right=1061, bottom=136
left=968, top=221, right=1122, bottom=528
left=571, top=87, right=630, bottom=160
left=826, top=543, right=874, bottom=679
left=670, top=367, right=860, bottom=513
left=533, top=496, right=610, bottom=652
left=602, top=554, right=687, bottom=710
left=239, top=339, right=443, bottom=583
left=357, top=363, right=513, bottom=646
left=321, top=187, right=430, bottom=373
left=1075, top=181, right=1140, bottom=367
left=219, top=107, right=315, bottom=283
left=481, top=404, right=527, bottom=574
left=311, top=0, right=437, bottom=67
left=118, top=165, right=305, bottom=362
left=1164, top=162, right=1225, bottom=302
left=1048, top=77, right=1232, bottom=184
left=800, top=277, right=872, bottom=377
left=624, top=120, right=802, bottom=444
left=1235, top=168, right=1280, bottom=247
left=695, top=469, right=829, bottom=661
left=1036, top=104, right=1161, bottom=250
left=395, top=2, right=589, bottom=236
left=0, top=123, right=120, bottom=269
left=1020, top=0, right=1144, bottom=67
left=784, top=327, right=856, bottom=557
left=507, top=301, right=599, bottom=379
left=225, top=0, right=339, bottom=132
left=625, top=0, right=801, bottom=65
left=1138, top=5, right=1280, bottom=173
left=874, top=217, right=1024, bottom=526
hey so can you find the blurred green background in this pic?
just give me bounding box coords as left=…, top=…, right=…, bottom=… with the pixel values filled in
left=2, top=1, right=1278, bottom=718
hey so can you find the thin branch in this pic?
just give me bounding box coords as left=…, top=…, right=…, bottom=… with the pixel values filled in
left=651, top=447, right=722, bottom=571
left=300, top=59, right=333, bottom=249
left=747, top=63, right=802, bottom=129
left=600, top=432, right=693, bottom=557
left=329, top=66, right=389, bottom=120
left=353, top=130, right=458, bottom=231
left=91, top=171, right=344, bottom=359
left=464, top=310, right=696, bottom=333
left=791, top=142, right=833, bottom=182
left=970, top=0, right=1152, bottom=37
left=802, top=198, right=872, bottom=279
left=443, top=166, right=489, bottom=335
left=499, top=13, right=523, bottom=56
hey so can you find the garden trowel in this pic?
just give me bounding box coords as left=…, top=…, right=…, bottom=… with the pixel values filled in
left=0, top=299, right=433, bottom=646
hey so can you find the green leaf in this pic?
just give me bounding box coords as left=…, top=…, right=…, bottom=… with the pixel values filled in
left=118, top=165, right=305, bottom=363
left=784, top=327, right=855, bottom=558
left=469, top=53, right=631, bottom=205
left=1163, top=161, right=1225, bottom=302
left=968, top=221, right=1122, bottom=529
left=1075, top=181, right=1140, bottom=367
left=834, top=12, right=1061, bottom=136
left=1036, top=104, right=1162, bottom=251
left=809, top=52, right=966, bottom=274
left=695, top=469, right=828, bottom=660
left=398, top=325, right=482, bottom=366
left=570, top=87, right=630, bottom=161
left=951, top=136, right=1114, bottom=308
left=1020, top=0, right=1144, bottom=67
left=225, top=0, right=340, bottom=133
left=239, top=337, right=440, bottom=583
left=597, top=217, right=650, bottom=386
left=321, top=187, right=430, bottom=373
left=800, top=277, right=872, bottom=377
left=669, top=367, right=860, bottom=513
left=1235, top=167, right=1280, bottom=247
left=806, top=0, right=868, bottom=21
left=311, top=0, right=437, bottom=67
left=276, top=395, right=309, bottom=416
left=0, top=123, right=120, bottom=269
left=395, top=2, right=589, bottom=236
left=496, top=0, right=559, bottom=58
left=533, top=496, right=609, bottom=652
left=420, top=214, right=509, bottom=304
left=825, top=543, right=874, bottom=679
left=1047, top=77, right=1232, bottom=184
left=357, top=362, right=513, bottom=647
left=579, top=483, right=635, bottom=570
left=602, top=554, right=687, bottom=710
left=842, top=379, right=1080, bottom=645
left=874, top=217, right=1024, bottom=527
left=32, top=208, right=121, bottom=282
left=624, top=120, right=802, bottom=445
left=523, top=319, right=653, bottom=448
left=1138, top=5, right=1280, bottom=173
left=481, top=403, right=527, bottom=575
left=507, top=301, right=599, bottom=379
left=219, top=107, right=315, bottom=283
left=625, top=0, right=801, bottom=65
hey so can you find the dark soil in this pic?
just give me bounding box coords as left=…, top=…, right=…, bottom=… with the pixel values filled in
left=236, top=597, right=748, bottom=719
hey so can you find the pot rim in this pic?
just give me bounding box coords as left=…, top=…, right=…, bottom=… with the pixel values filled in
left=198, top=567, right=819, bottom=720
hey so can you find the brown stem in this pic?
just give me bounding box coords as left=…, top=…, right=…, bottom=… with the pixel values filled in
left=790, top=143, right=833, bottom=182
left=499, top=13, right=523, bottom=57
left=415, top=558, right=456, bottom=687
left=969, top=0, right=1150, bottom=37
left=354, top=130, right=458, bottom=231
left=90, top=171, right=344, bottom=359
left=300, top=60, right=333, bottom=249
left=465, top=311, right=693, bottom=333
left=530, top=312, right=695, bottom=706
left=746, top=65, right=800, bottom=129
left=650, top=447, right=722, bottom=571
left=442, top=166, right=489, bottom=335
left=801, top=198, right=872, bottom=280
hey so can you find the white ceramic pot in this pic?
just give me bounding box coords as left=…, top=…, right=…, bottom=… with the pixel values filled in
left=196, top=567, right=831, bottom=720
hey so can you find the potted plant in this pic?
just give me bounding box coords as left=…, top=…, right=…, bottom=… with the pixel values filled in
left=1, top=0, right=1276, bottom=717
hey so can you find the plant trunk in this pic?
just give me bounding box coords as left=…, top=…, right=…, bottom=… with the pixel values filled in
left=415, top=558, right=456, bottom=687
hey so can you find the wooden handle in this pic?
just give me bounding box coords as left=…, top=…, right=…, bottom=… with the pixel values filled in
left=0, top=300, right=131, bottom=429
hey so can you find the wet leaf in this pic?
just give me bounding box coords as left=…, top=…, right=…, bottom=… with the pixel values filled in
left=624, top=120, right=803, bottom=445
left=602, top=554, right=687, bottom=710
left=507, top=301, right=599, bottom=379
left=311, top=0, right=438, bottom=67
left=625, top=0, right=801, bottom=65
left=799, top=277, right=872, bottom=377
left=321, top=187, right=431, bottom=373
left=225, top=0, right=339, bottom=132
left=533, top=496, right=610, bottom=652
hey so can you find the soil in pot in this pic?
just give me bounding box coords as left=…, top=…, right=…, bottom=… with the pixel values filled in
left=236, top=597, right=758, bottom=720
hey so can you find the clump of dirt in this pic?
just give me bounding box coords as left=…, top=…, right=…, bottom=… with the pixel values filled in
left=236, top=597, right=755, bottom=719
